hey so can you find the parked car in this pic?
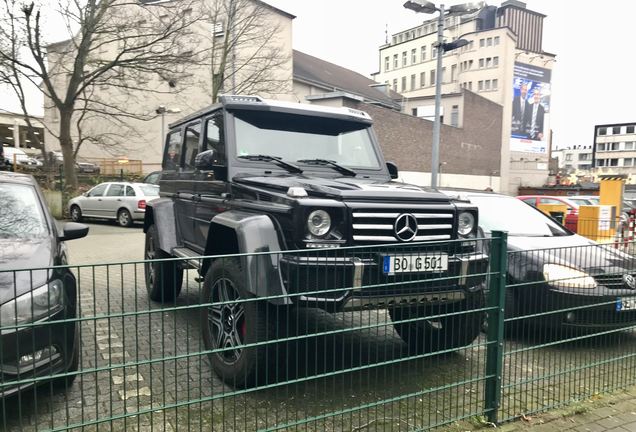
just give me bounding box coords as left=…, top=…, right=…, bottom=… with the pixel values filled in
left=517, top=195, right=580, bottom=232
left=144, top=95, right=488, bottom=388
left=143, top=171, right=161, bottom=185
left=69, top=182, right=159, bottom=227
left=450, top=191, right=636, bottom=330
left=76, top=161, right=100, bottom=174
left=0, top=171, right=88, bottom=397
left=3, top=147, right=42, bottom=171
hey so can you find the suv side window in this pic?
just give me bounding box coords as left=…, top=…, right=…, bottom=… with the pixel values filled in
left=88, top=183, right=108, bottom=197
left=106, top=184, right=125, bottom=196
left=204, top=113, right=225, bottom=166
left=164, top=130, right=183, bottom=170
left=183, top=122, right=202, bottom=170
left=125, top=186, right=136, bottom=196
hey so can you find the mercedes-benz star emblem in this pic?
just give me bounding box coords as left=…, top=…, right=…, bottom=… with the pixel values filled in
left=394, top=214, right=418, bottom=242
left=623, top=274, right=636, bottom=289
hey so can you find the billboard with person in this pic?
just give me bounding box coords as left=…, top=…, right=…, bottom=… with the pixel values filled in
left=511, top=62, right=551, bottom=154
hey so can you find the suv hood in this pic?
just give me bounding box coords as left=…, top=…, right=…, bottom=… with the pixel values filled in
left=234, top=175, right=450, bottom=202
left=0, top=238, right=53, bottom=304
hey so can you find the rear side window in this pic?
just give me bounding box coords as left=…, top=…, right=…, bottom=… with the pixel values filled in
left=125, top=186, right=136, bottom=196
left=183, top=122, right=201, bottom=170
left=164, top=130, right=182, bottom=170
left=106, top=184, right=125, bottom=196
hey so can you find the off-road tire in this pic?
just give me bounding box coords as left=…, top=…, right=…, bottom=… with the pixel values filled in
left=201, top=258, right=281, bottom=388
left=117, top=208, right=134, bottom=227
left=70, top=205, right=82, bottom=222
left=144, top=224, right=183, bottom=302
left=389, top=292, right=484, bottom=354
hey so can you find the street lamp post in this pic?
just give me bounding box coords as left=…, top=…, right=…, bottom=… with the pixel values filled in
left=403, top=0, right=480, bottom=188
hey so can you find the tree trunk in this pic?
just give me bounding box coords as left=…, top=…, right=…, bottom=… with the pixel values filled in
left=58, top=109, right=78, bottom=193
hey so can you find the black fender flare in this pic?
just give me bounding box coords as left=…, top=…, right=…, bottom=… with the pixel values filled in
left=202, top=210, right=290, bottom=305
left=143, top=198, right=179, bottom=254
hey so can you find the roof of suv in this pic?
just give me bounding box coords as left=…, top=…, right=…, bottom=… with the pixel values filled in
left=0, top=171, right=37, bottom=185
left=169, top=95, right=373, bottom=129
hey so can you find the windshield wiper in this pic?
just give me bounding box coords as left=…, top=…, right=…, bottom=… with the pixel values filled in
left=297, top=159, right=357, bottom=177
left=238, top=154, right=303, bottom=174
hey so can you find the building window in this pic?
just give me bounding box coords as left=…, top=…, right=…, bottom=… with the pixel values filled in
left=479, top=38, right=485, bottom=47
left=565, top=154, right=573, bottom=161
left=598, top=143, right=606, bottom=151
left=494, top=36, right=500, bottom=45
left=401, top=76, right=406, bottom=92
left=412, top=108, right=418, bottom=116
left=432, top=46, right=437, bottom=58
left=493, top=56, right=499, bottom=67
left=487, top=37, right=493, bottom=46
left=597, top=159, right=605, bottom=167
left=393, top=54, right=398, bottom=68
left=469, top=41, right=474, bottom=50
left=627, top=125, right=635, bottom=134
left=385, top=56, right=390, bottom=71
left=492, top=79, right=498, bottom=89
left=625, top=158, right=634, bottom=166
left=486, top=57, right=492, bottom=68
left=392, top=78, right=398, bottom=90
left=479, top=58, right=484, bottom=68
left=441, top=66, right=446, bottom=83
left=468, top=59, right=473, bottom=69
left=411, top=49, right=417, bottom=64
left=430, top=69, right=435, bottom=86
left=451, top=64, right=457, bottom=82
left=478, top=80, right=484, bottom=91
left=611, top=142, right=619, bottom=150
left=410, top=74, right=416, bottom=90
left=468, top=81, right=472, bottom=90
left=402, top=51, right=407, bottom=67
left=598, top=127, right=607, bottom=136
left=420, top=72, right=426, bottom=88
left=392, top=36, right=397, bottom=44
left=417, top=28, right=421, bottom=37
left=626, top=142, right=634, bottom=150
left=450, top=105, right=459, bottom=127
left=613, top=126, right=621, bottom=134
left=579, top=153, right=590, bottom=160
left=485, top=79, right=491, bottom=90
left=610, top=158, right=619, bottom=166
left=421, top=46, right=427, bottom=62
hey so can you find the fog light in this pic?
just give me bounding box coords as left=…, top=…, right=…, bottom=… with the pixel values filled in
left=565, top=312, right=576, bottom=323
left=19, top=346, right=58, bottom=367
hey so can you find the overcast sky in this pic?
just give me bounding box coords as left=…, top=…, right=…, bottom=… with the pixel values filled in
left=3, top=1, right=635, bottom=150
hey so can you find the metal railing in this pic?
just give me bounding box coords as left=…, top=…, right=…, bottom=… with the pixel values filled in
left=1, top=233, right=635, bottom=431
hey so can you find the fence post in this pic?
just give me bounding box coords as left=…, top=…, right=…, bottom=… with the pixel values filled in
left=484, top=230, right=508, bottom=424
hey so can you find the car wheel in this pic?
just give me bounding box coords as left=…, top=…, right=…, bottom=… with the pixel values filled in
left=389, top=292, right=484, bottom=354
left=201, top=258, right=280, bottom=388
left=52, top=325, right=79, bottom=389
left=70, top=205, right=82, bottom=222
left=144, top=224, right=183, bottom=302
left=117, top=208, right=133, bottom=227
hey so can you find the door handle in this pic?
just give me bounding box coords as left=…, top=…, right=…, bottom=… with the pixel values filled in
left=117, top=199, right=122, bottom=201
left=98, top=198, right=102, bottom=201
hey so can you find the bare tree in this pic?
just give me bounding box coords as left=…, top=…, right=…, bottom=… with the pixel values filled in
left=204, top=0, right=291, bottom=102
left=0, top=0, right=202, bottom=190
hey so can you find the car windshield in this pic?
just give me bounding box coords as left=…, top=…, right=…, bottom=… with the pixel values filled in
left=569, top=198, right=594, bottom=206
left=470, top=195, right=570, bottom=237
left=0, top=183, right=48, bottom=239
left=139, top=185, right=159, bottom=196
left=232, top=110, right=381, bottom=170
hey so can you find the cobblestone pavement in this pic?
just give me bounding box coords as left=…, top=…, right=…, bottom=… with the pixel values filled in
left=1, top=222, right=636, bottom=431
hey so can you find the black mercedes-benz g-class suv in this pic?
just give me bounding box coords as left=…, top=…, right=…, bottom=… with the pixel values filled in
left=144, top=95, right=488, bottom=387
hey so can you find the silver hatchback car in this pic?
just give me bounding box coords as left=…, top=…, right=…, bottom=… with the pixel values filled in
left=68, top=182, right=159, bottom=227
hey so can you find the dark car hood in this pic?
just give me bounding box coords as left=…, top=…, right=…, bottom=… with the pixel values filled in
left=234, top=175, right=450, bottom=202
left=0, top=238, right=53, bottom=304
left=506, top=234, right=631, bottom=274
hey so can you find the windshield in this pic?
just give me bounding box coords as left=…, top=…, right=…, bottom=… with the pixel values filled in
left=232, top=110, right=381, bottom=169
left=470, top=195, right=570, bottom=237
left=0, top=183, right=48, bottom=239
left=139, top=185, right=160, bottom=196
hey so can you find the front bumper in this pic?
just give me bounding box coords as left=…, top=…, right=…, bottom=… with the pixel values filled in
left=280, top=252, right=488, bottom=311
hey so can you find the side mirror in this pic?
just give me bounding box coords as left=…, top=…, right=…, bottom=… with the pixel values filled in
left=195, top=149, right=216, bottom=171
left=386, top=161, right=399, bottom=180
left=59, top=222, right=89, bottom=242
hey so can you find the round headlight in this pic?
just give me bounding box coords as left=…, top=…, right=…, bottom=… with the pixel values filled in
left=307, top=210, right=331, bottom=237
left=458, top=212, right=475, bottom=236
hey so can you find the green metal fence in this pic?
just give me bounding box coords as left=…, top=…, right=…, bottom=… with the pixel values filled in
left=1, top=233, right=636, bottom=431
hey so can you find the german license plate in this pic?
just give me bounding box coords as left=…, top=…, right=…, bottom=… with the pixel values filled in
left=382, top=254, right=448, bottom=275
left=616, top=297, right=636, bottom=311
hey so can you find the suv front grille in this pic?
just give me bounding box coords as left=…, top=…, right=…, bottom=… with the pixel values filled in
left=351, top=209, right=454, bottom=244
left=595, top=273, right=633, bottom=289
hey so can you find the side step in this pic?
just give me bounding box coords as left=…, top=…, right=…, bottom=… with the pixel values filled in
left=172, top=247, right=203, bottom=270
